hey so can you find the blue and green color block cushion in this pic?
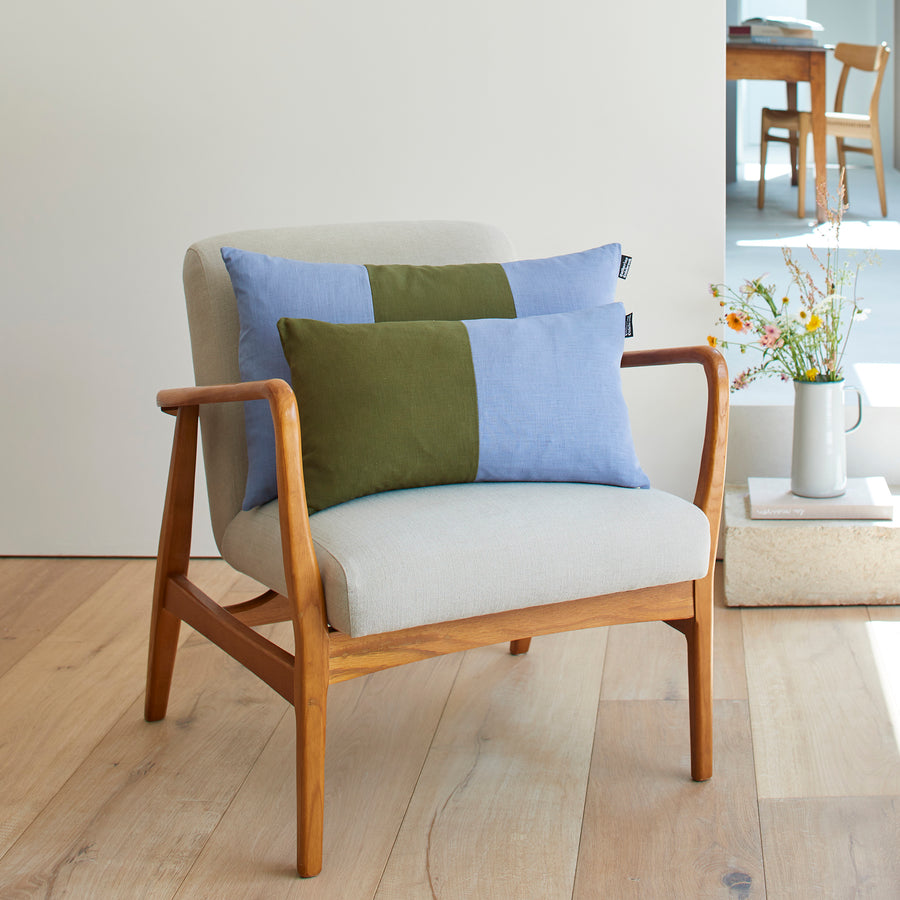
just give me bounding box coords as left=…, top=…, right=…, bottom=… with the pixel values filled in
left=221, top=243, right=623, bottom=509
left=277, top=304, right=649, bottom=514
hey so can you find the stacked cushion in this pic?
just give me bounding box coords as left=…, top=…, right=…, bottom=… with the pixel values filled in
left=222, top=243, right=624, bottom=509
left=278, top=305, right=648, bottom=513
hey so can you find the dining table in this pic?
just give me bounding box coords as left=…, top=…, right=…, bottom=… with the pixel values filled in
left=726, top=42, right=829, bottom=222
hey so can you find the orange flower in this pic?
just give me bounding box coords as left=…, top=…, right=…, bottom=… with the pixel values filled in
left=707, top=335, right=718, bottom=347
left=726, top=312, right=749, bottom=332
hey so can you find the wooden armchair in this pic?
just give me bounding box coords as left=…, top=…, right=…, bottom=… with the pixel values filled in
left=146, top=221, right=728, bottom=877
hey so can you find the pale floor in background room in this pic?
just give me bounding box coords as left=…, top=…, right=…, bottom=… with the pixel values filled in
left=0, top=557, right=899, bottom=897
left=726, top=158, right=900, bottom=406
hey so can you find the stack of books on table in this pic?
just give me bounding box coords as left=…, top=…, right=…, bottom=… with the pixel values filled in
left=728, top=16, right=823, bottom=47
left=747, top=477, right=896, bottom=520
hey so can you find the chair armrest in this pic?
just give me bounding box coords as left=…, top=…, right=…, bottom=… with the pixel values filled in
left=157, top=379, right=296, bottom=415
left=157, top=379, right=324, bottom=622
left=621, top=346, right=729, bottom=554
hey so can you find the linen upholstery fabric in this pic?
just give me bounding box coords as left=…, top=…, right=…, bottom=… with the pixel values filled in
left=221, top=242, right=623, bottom=510
left=220, top=482, right=710, bottom=638
left=182, top=221, right=517, bottom=548
left=278, top=305, right=649, bottom=513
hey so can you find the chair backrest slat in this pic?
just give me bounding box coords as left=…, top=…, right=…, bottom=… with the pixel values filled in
left=832, top=42, right=890, bottom=114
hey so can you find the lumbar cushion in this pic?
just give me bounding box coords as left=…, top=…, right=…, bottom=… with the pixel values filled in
left=277, top=304, right=648, bottom=513
left=221, top=243, right=623, bottom=509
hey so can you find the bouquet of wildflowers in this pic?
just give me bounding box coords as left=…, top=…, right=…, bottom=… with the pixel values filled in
left=709, top=177, right=872, bottom=391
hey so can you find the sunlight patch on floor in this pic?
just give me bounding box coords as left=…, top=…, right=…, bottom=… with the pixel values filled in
left=742, top=161, right=795, bottom=182
left=737, top=219, right=900, bottom=251
left=867, top=620, right=900, bottom=758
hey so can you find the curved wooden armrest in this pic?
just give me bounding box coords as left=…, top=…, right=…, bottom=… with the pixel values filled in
left=622, top=346, right=729, bottom=558
left=157, top=379, right=295, bottom=415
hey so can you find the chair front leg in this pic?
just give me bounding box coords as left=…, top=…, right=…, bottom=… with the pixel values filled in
left=686, top=575, right=714, bottom=782
left=836, top=140, right=848, bottom=204
left=295, top=618, right=331, bottom=877
left=871, top=130, right=887, bottom=216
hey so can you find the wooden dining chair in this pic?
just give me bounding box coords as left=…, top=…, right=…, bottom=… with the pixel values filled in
left=145, top=220, right=729, bottom=876
left=758, top=42, right=891, bottom=217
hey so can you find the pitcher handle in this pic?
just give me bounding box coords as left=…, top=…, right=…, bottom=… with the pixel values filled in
left=844, top=385, right=862, bottom=433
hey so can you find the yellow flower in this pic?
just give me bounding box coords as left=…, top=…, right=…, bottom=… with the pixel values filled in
left=707, top=335, right=718, bottom=347
left=806, top=313, right=823, bottom=332
left=782, top=296, right=790, bottom=304
left=805, top=367, right=819, bottom=381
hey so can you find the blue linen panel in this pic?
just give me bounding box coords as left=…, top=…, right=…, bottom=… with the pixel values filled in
left=221, top=248, right=375, bottom=509
left=501, top=243, right=621, bottom=317
left=463, top=304, right=649, bottom=488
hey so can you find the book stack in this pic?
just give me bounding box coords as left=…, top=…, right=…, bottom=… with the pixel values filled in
left=747, top=477, right=896, bottom=520
left=728, top=16, right=823, bottom=47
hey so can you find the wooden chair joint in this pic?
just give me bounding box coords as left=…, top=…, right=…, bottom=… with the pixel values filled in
left=165, top=574, right=295, bottom=704
left=225, top=590, right=293, bottom=626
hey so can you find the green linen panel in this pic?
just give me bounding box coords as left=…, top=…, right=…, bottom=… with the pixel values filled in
left=366, top=262, right=517, bottom=322
left=278, top=317, right=480, bottom=513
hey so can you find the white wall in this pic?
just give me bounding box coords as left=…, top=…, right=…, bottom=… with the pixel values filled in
left=0, top=1, right=725, bottom=556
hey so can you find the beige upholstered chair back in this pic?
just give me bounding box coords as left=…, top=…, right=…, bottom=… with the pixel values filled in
left=182, top=221, right=517, bottom=548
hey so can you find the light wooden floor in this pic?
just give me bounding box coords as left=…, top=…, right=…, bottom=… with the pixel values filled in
left=1, top=558, right=899, bottom=898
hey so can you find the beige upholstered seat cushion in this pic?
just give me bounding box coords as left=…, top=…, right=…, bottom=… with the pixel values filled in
left=221, top=482, right=710, bottom=637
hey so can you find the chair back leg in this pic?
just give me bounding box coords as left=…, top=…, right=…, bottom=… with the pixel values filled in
left=509, top=637, right=532, bottom=655
left=797, top=121, right=809, bottom=219
left=145, top=406, right=198, bottom=721
left=758, top=119, right=769, bottom=209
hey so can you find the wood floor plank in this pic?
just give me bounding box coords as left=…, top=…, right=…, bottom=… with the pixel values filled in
left=0, top=619, right=292, bottom=898
left=742, top=606, right=900, bottom=799
left=759, top=796, right=900, bottom=898
left=0, top=558, right=239, bottom=858
left=600, top=568, right=747, bottom=701
left=174, top=652, right=463, bottom=899
left=0, top=557, right=127, bottom=678
left=573, top=700, right=763, bottom=899
left=868, top=606, right=900, bottom=622
left=374, top=629, right=608, bottom=900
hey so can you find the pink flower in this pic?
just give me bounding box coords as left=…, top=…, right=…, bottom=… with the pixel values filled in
left=732, top=371, right=750, bottom=390
left=759, top=324, right=783, bottom=349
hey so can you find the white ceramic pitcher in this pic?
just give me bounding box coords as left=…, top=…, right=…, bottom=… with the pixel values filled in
left=791, top=379, right=862, bottom=498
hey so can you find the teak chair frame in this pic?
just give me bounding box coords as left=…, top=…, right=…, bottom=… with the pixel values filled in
left=146, top=345, right=729, bottom=877
left=758, top=41, right=891, bottom=218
